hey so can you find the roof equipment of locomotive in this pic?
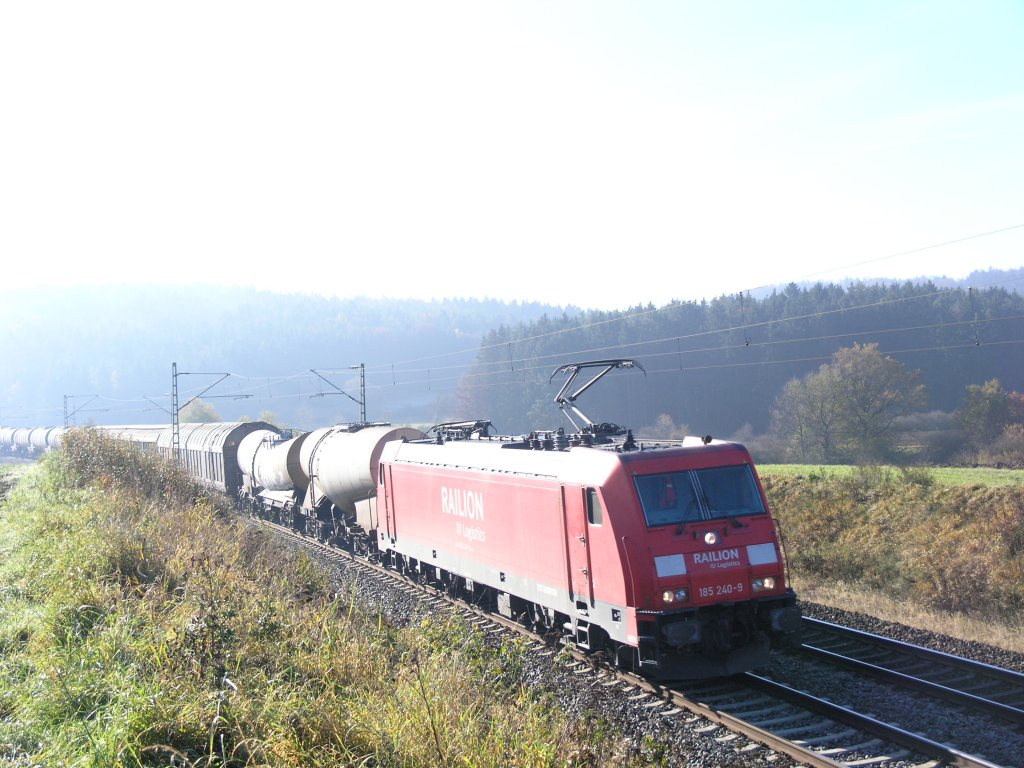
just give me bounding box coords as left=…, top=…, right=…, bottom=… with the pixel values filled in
left=550, top=358, right=644, bottom=443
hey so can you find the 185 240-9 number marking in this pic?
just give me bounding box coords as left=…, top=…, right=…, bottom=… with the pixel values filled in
left=698, top=582, right=744, bottom=598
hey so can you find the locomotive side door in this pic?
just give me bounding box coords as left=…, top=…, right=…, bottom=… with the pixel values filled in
left=562, top=485, right=594, bottom=609
left=381, top=463, right=397, bottom=543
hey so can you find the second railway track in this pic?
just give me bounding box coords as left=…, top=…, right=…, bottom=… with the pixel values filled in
left=796, top=616, right=1024, bottom=726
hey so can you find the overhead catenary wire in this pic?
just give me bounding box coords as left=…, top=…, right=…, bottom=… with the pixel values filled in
left=365, top=269, right=1024, bottom=383
left=739, top=222, right=1024, bottom=297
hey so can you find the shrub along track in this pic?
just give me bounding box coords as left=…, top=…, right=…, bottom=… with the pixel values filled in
left=256, top=517, right=1022, bottom=767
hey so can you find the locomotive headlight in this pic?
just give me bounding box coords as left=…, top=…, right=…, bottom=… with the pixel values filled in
left=752, top=576, right=778, bottom=593
left=674, top=588, right=689, bottom=602
left=704, top=531, right=718, bottom=545
left=662, top=590, right=677, bottom=603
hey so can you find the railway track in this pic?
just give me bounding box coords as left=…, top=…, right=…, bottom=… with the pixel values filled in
left=796, top=616, right=1024, bottom=727
left=256, top=518, right=1014, bottom=767
left=676, top=673, right=1005, bottom=768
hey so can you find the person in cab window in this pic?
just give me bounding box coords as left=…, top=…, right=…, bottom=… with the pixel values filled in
left=659, top=477, right=677, bottom=509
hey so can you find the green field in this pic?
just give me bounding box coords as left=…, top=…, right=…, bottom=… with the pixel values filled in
left=759, top=463, right=1024, bottom=487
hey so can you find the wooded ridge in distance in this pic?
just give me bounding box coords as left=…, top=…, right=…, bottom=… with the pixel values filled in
left=458, top=277, right=1024, bottom=465
left=1, top=275, right=1021, bottom=466
left=0, top=285, right=564, bottom=429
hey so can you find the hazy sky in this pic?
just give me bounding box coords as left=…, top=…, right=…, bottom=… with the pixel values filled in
left=2, top=1, right=1022, bottom=310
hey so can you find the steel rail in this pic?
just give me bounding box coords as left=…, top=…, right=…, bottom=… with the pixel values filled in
left=800, top=616, right=1024, bottom=724
left=803, top=617, right=1024, bottom=686
left=743, top=673, right=1006, bottom=768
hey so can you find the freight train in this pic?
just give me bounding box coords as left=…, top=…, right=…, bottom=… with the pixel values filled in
left=0, top=360, right=800, bottom=679
left=0, top=425, right=65, bottom=457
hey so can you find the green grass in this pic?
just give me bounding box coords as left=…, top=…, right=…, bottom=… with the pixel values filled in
left=759, top=463, right=1024, bottom=487
left=0, top=430, right=632, bottom=767
left=0, top=462, right=31, bottom=479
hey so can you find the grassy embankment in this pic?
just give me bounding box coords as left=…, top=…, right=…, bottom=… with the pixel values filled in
left=5, top=443, right=1021, bottom=764
left=0, top=434, right=628, bottom=767
left=760, top=464, right=1024, bottom=488
left=759, top=464, right=1024, bottom=653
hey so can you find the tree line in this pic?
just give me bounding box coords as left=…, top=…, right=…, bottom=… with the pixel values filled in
left=459, top=281, right=1024, bottom=465
left=768, top=344, right=1023, bottom=465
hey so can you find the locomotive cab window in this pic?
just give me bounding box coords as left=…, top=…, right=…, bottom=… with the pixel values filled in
left=586, top=488, right=603, bottom=525
left=635, top=464, right=765, bottom=527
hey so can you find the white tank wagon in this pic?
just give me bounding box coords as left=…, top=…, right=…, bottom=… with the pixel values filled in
left=241, top=424, right=424, bottom=542
left=236, top=429, right=312, bottom=520
left=29, top=427, right=65, bottom=453
left=11, top=428, right=33, bottom=456
left=45, top=427, right=67, bottom=450
left=0, top=427, right=17, bottom=454
left=306, top=425, right=425, bottom=513
left=0, top=425, right=67, bottom=457
left=238, top=429, right=300, bottom=492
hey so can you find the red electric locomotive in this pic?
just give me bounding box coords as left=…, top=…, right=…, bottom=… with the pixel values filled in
left=369, top=361, right=800, bottom=679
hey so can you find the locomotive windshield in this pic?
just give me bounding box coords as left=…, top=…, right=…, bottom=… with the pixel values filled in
left=634, top=464, right=765, bottom=527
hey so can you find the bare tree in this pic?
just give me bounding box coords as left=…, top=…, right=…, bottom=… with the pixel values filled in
left=772, top=343, right=926, bottom=463
left=179, top=398, right=222, bottom=423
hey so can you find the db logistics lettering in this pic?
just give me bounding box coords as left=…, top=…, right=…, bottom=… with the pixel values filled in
left=441, top=486, right=484, bottom=522
left=693, top=548, right=740, bottom=565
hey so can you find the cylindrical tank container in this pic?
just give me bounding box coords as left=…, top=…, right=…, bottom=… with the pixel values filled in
left=29, top=427, right=57, bottom=452
left=0, top=427, right=15, bottom=450
left=46, top=427, right=67, bottom=450
left=237, top=430, right=306, bottom=492
left=12, top=428, right=32, bottom=452
left=297, top=427, right=339, bottom=492
left=308, top=425, right=425, bottom=512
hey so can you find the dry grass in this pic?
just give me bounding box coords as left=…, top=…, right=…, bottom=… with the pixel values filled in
left=760, top=463, right=1024, bottom=488
left=792, top=577, right=1024, bottom=655
left=763, top=468, right=1024, bottom=654
left=0, top=429, right=629, bottom=766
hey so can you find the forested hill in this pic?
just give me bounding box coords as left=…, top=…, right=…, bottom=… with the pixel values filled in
left=0, top=285, right=565, bottom=429
left=457, top=280, right=1024, bottom=439
left=3, top=279, right=1022, bottom=444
